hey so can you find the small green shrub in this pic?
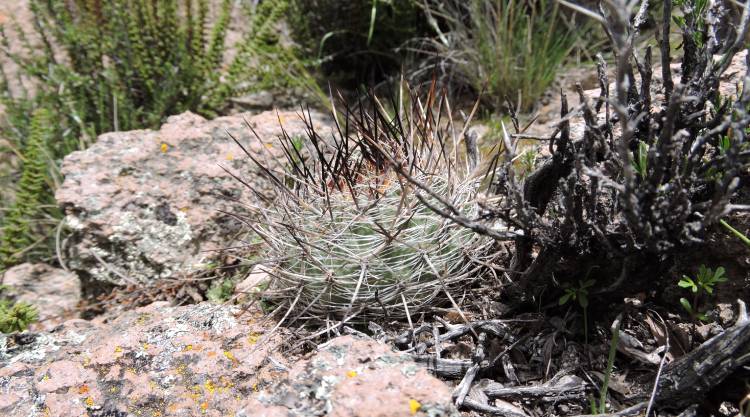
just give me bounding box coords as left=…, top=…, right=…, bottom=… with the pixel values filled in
left=419, top=0, right=584, bottom=111
left=0, top=108, right=55, bottom=270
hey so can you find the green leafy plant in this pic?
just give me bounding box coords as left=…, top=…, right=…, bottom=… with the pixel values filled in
left=559, top=278, right=596, bottom=344
left=418, top=0, right=585, bottom=111
left=206, top=278, right=237, bottom=303
left=1, top=0, right=297, bottom=134
left=718, top=135, right=731, bottom=155
left=678, top=265, right=727, bottom=321
left=0, top=285, right=38, bottom=333
left=0, top=300, right=38, bottom=334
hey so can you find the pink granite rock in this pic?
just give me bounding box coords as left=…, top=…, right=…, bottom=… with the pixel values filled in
left=1, top=263, right=80, bottom=330
left=246, top=335, right=459, bottom=417
left=56, top=110, right=334, bottom=288
left=0, top=303, right=458, bottom=417
left=0, top=302, right=285, bottom=416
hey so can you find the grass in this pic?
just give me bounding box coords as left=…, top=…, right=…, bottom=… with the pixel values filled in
left=289, top=0, right=423, bottom=88
left=416, top=0, right=586, bottom=112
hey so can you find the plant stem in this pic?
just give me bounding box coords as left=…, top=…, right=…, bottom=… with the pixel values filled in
left=720, top=219, right=750, bottom=248
left=600, top=313, right=622, bottom=414
left=584, top=306, right=589, bottom=345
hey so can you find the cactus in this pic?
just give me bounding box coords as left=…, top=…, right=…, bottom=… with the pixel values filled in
left=237, top=93, right=496, bottom=322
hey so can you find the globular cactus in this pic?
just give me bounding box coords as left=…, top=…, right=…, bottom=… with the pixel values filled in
left=236, top=92, right=497, bottom=322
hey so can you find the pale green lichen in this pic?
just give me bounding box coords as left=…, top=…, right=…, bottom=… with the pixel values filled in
left=74, top=207, right=194, bottom=285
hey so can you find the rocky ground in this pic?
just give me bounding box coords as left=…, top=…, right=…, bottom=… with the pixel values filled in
left=1, top=2, right=749, bottom=417
left=1, top=301, right=457, bottom=416
left=0, top=107, right=460, bottom=417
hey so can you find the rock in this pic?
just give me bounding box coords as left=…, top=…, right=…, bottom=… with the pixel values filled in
left=716, top=303, right=735, bottom=326
left=243, top=335, right=458, bottom=417
left=1, top=263, right=80, bottom=330
left=0, top=304, right=457, bottom=417
left=230, top=91, right=275, bottom=110
left=527, top=49, right=748, bottom=140
left=0, top=302, right=284, bottom=416
left=56, top=110, right=334, bottom=288
left=695, top=322, right=723, bottom=341
left=234, top=264, right=271, bottom=304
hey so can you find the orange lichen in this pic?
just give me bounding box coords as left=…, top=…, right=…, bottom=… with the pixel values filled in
left=78, top=384, right=90, bottom=394
left=346, top=370, right=358, bottom=378
left=183, top=344, right=193, bottom=352
left=160, top=143, right=169, bottom=153
left=200, top=402, right=209, bottom=412
left=84, top=397, right=95, bottom=407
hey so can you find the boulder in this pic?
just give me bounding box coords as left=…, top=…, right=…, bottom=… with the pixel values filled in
left=243, top=335, right=459, bottom=417
left=0, top=302, right=284, bottom=416
left=1, top=263, right=80, bottom=330
left=56, top=110, right=334, bottom=289
left=0, top=303, right=457, bottom=417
